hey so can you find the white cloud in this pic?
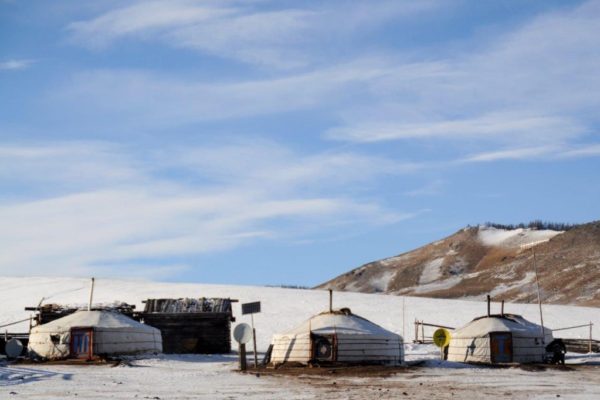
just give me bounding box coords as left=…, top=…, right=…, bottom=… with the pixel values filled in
left=326, top=113, right=585, bottom=144
left=559, top=143, right=600, bottom=158
left=56, top=1, right=600, bottom=151
left=326, top=1, right=600, bottom=146
left=50, top=58, right=396, bottom=127
left=66, top=0, right=441, bottom=69
left=0, top=141, right=418, bottom=277
left=0, top=59, right=34, bottom=70
left=459, top=146, right=559, bottom=163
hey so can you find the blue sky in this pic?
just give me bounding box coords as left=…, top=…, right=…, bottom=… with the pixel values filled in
left=1, top=0, right=599, bottom=286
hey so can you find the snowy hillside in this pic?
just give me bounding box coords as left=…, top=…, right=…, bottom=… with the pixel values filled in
left=319, top=222, right=600, bottom=306
left=1, top=276, right=598, bottom=351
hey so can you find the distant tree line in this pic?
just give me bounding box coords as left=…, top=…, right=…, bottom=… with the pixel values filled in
left=265, top=284, right=311, bottom=290
left=481, top=220, right=580, bottom=231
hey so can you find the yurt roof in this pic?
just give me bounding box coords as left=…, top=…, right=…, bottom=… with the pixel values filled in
left=278, top=308, right=400, bottom=338
left=31, top=310, right=156, bottom=333
left=452, top=314, right=552, bottom=339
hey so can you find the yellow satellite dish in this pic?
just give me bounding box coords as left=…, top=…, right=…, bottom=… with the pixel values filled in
left=433, top=328, right=451, bottom=348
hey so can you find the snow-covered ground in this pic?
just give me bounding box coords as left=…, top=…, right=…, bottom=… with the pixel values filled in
left=477, top=227, right=563, bottom=248
left=1, top=277, right=599, bottom=399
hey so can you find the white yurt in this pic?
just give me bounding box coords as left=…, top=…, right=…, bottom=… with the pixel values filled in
left=28, top=310, right=162, bottom=360
left=447, top=314, right=553, bottom=364
left=269, top=308, right=403, bottom=366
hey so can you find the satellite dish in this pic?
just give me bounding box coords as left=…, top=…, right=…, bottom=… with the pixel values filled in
left=5, top=338, right=24, bottom=358
left=233, top=323, right=253, bottom=344
left=433, top=328, right=451, bottom=348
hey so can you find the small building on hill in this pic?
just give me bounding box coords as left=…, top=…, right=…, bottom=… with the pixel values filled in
left=269, top=308, right=403, bottom=366
left=28, top=310, right=162, bottom=360
left=447, top=314, right=553, bottom=364
left=139, top=298, right=237, bottom=354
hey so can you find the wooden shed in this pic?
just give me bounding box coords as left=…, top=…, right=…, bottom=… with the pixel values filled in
left=138, top=298, right=237, bottom=354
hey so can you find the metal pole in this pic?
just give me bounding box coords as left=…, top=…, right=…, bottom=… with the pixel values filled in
left=501, top=300, right=505, bottom=317
left=590, top=322, right=593, bottom=353
left=88, top=277, right=95, bottom=311
left=487, top=295, right=491, bottom=317
left=532, top=250, right=545, bottom=343
left=329, top=289, right=333, bottom=313
left=421, top=321, right=425, bottom=343
left=251, top=313, right=258, bottom=368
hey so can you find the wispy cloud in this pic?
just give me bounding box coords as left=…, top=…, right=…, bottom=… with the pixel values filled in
left=0, top=59, right=34, bottom=70
left=460, top=145, right=559, bottom=163
left=49, top=58, right=398, bottom=127
left=66, top=0, right=441, bottom=69
left=458, top=143, right=600, bottom=163
left=0, top=141, right=419, bottom=277
left=325, top=1, right=600, bottom=148
left=559, top=143, right=600, bottom=159
left=326, top=113, right=584, bottom=144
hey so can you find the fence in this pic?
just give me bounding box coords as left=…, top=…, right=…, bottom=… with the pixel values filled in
left=552, top=322, right=595, bottom=353
left=413, top=320, right=454, bottom=343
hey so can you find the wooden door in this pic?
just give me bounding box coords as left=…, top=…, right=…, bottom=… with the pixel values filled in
left=70, top=328, right=93, bottom=359
left=490, top=332, right=513, bottom=363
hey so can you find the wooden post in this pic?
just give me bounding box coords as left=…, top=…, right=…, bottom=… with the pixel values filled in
left=251, top=313, right=258, bottom=368
left=414, top=319, right=418, bottom=343
left=421, top=321, right=425, bottom=343
left=239, top=343, right=247, bottom=371
left=402, top=297, right=406, bottom=338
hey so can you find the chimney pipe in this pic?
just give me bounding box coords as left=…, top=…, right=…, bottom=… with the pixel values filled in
left=88, top=277, right=95, bottom=311
left=329, top=289, right=333, bottom=313
left=487, top=295, right=491, bottom=317
left=501, top=300, right=505, bottom=317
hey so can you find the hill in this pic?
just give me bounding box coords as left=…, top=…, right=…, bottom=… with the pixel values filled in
left=318, top=221, right=600, bottom=306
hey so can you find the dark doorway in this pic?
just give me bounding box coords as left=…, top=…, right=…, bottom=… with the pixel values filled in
left=490, top=332, right=513, bottom=363
left=70, top=328, right=93, bottom=359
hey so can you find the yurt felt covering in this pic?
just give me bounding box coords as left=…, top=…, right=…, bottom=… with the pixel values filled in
left=28, top=310, right=162, bottom=360
left=270, top=309, right=403, bottom=366
left=447, top=314, right=553, bottom=364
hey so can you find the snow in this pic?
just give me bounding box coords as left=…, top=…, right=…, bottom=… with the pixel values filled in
left=368, top=269, right=395, bottom=292
left=1, top=276, right=600, bottom=399
left=488, top=271, right=536, bottom=298
left=478, top=227, right=563, bottom=248
left=418, top=257, right=444, bottom=284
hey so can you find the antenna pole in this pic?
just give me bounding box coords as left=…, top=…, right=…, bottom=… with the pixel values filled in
left=532, top=250, right=545, bottom=343
left=88, top=277, right=95, bottom=311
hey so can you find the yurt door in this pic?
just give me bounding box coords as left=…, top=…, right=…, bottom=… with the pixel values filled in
left=490, top=332, right=512, bottom=363
left=70, top=328, right=93, bottom=359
